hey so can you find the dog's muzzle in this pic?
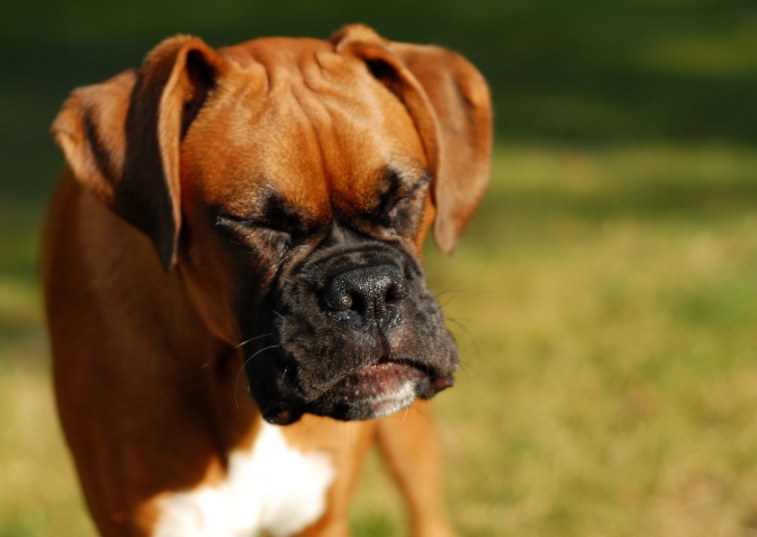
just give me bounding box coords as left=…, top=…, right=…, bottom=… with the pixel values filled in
left=243, top=243, right=459, bottom=425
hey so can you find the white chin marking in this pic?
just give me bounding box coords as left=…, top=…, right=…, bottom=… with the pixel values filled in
left=152, top=422, right=335, bottom=537
left=369, top=380, right=416, bottom=418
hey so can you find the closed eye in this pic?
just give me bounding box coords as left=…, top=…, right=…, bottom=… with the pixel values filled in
left=214, top=210, right=295, bottom=258
left=215, top=211, right=285, bottom=233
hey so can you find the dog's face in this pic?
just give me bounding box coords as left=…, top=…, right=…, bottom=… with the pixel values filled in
left=51, top=26, right=492, bottom=425
left=179, top=38, right=457, bottom=424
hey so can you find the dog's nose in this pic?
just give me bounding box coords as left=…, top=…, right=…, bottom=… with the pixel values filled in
left=324, top=264, right=408, bottom=325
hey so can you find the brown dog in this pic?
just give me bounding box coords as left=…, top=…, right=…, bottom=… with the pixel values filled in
left=43, top=24, right=491, bottom=537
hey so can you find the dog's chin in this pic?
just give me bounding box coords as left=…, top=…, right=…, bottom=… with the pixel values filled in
left=261, top=361, right=455, bottom=425
left=308, top=361, right=425, bottom=421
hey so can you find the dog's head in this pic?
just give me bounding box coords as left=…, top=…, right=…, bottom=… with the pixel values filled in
left=51, top=25, right=492, bottom=424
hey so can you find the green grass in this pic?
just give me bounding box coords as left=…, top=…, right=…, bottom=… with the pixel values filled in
left=3, top=1, right=757, bottom=534
left=419, top=145, right=757, bottom=536
left=4, top=143, right=757, bottom=536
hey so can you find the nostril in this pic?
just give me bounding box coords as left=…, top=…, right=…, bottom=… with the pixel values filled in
left=385, top=285, right=397, bottom=304
left=348, top=292, right=366, bottom=314
left=385, top=280, right=408, bottom=304
left=384, top=283, right=401, bottom=304
left=325, top=279, right=352, bottom=312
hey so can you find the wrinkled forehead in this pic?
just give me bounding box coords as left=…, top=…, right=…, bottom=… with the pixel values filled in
left=181, top=36, right=427, bottom=220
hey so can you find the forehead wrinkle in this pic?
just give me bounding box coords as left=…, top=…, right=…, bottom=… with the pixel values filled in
left=314, top=65, right=425, bottom=180
left=277, top=50, right=415, bottom=193
left=291, top=66, right=366, bottom=202
left=284, top=85, right=334, bottom=212
left=204, top=92, right=330, bottom=222
left=220, top=43, right=425, bottom=225
left=235, top=84, right=333, bottom=226
left=225, top=37, right=333, bottom=97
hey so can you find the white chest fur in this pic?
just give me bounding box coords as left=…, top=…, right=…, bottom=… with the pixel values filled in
left=153, top=422, right=336, bottom=537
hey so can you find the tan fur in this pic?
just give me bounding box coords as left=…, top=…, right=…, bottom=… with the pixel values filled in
left=44, top=24, right=491, bottom=537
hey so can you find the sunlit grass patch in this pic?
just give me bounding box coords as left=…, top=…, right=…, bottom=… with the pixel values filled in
left=417, top=143, right=757, bottom=537
left=0, top=359, right=94, bottom=537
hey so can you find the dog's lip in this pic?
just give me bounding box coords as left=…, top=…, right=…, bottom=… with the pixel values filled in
left=353, top=358, right=416, bottom=381
left=312, top=358, right=450, bottom=405
left=428, top=375, right=455, bottom=394
left=260, top=358, right=456, bottom=425
left=265, top=407, right=304, bottom=426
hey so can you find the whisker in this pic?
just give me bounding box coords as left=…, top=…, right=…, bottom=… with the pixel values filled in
left=233, top=333, right=276, bottom=351
left=399, top=404, right=411, bottom=426
left=439, top=290, right=463, bottom=308
left=445, top=317, right=481, bottom=374
left=445, top=317, right=476, bottom=344
left=410, top=401, right=435, bottom=425
left=234, top=344, right=281, bottom=409
left=433, top=281, right=465, bottom=300
left=290, top=414, right=329, bottom=442
left=199, top=333, right=276, bottom=370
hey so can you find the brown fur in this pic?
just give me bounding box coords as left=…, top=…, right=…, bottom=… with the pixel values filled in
left=44, top=24, right=491, bottom=537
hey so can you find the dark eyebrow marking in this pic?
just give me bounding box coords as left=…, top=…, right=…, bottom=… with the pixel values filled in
left=260, top=192, right=310, bottom=233
left=370, top=168, right=431, bottom=218
left=213, top=188, right=315, bottom=236
left=371, top=167, right=404, bottom=218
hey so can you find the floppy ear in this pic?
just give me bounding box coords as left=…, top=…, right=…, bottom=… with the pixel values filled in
left=51, top=35, right=227, bottom=270
left=333, top=25, right=493, bottom=254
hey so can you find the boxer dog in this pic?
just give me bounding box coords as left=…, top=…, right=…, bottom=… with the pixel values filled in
left=44, top=24, right=491, bottom=537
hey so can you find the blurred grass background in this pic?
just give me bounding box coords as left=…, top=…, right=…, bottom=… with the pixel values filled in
left=2, top=1, right=757, bottom=536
